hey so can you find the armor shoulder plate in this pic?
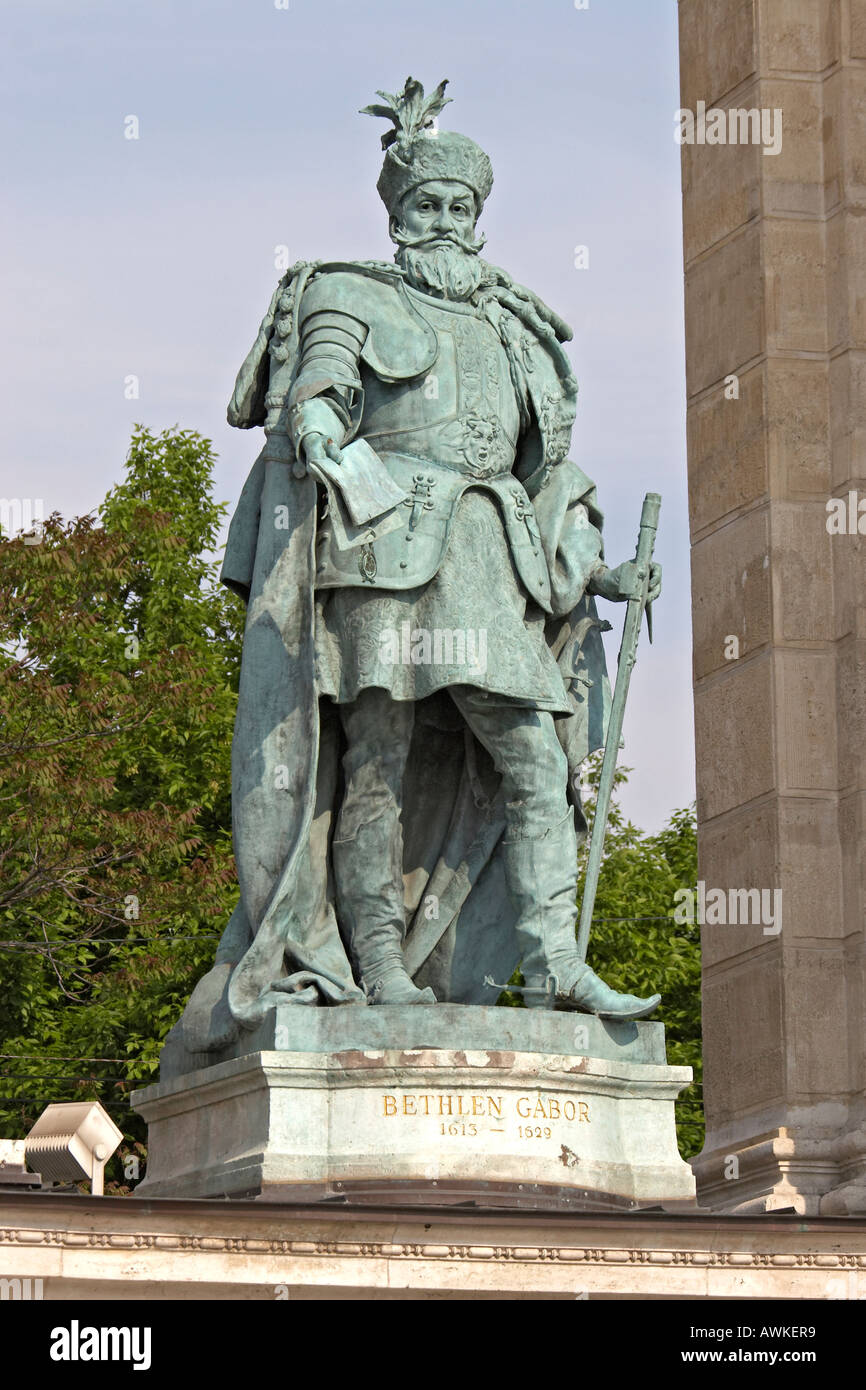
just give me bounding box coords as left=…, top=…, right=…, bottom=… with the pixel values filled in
left=298, top=264, right=439, bottom=383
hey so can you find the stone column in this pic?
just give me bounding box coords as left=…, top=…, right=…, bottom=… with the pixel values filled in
left=680, top=0, right=866, bottom=1212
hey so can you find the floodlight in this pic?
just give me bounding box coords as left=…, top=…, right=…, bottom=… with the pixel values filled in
left=24, top=1102, right=122, bottom=1196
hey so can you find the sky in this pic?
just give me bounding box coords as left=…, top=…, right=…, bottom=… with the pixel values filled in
left=2, top=0, right=693, bottom=832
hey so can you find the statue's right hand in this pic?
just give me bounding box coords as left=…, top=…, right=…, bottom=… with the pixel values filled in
left=302, top=432, right=344, bottom=473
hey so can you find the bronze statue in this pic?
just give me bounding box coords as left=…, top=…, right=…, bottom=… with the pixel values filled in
left=180, top=78, right=662, bottom=1053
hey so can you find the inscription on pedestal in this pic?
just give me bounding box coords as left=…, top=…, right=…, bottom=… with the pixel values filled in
left=380, top=1090, right=591, bottom=1146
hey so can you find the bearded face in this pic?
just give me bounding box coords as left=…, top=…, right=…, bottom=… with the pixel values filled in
left=390, top=180, right=486, bottom=301
left=397, top=240, right=485, bottom=300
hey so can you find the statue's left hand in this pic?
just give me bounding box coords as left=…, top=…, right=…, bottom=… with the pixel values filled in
left=596, top=560, right=662, bottom=603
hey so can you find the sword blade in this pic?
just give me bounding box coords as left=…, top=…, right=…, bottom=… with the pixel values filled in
left=575, top=492, right=661, bottom=962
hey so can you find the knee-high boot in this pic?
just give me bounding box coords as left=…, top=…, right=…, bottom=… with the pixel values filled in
left=332, top=811, right=435, bottom=1006
left=501, top=808, right=661, bottom=1019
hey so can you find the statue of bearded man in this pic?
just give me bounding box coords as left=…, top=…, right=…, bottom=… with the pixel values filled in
left=179, top=78, right=662, bottom=1055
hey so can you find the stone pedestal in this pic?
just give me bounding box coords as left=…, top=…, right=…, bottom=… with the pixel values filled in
left=679, top=0, right=866, bottom=1213
left=132, top=1007, right=695, bottom=1209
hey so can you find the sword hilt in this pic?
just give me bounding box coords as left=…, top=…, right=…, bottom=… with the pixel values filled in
left=483, top=974, right=557, bottom=1003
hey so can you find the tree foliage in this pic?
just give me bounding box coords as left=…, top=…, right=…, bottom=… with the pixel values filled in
left=0, top=427, right=243, bottom=1186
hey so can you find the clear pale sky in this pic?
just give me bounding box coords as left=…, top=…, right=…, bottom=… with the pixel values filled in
left=2, top=0, right=693, bottom=831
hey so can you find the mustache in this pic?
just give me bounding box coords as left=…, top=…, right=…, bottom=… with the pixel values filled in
left=390, top=225, right=487, bottom=255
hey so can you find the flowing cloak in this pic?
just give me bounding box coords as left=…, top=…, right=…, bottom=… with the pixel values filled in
left=180, top=260, right=612, bottom=1053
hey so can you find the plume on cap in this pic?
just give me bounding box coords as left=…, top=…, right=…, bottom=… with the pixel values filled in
left=361, top=76, right=494, bottom=216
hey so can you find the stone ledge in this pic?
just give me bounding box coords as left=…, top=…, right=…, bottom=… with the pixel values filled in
left=3, top=1194, right=866, bottom=1299
left=159, top=1004, right=667, bottom=1080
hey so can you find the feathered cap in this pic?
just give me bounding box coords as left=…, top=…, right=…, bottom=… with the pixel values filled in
left=361, top=77, right=494, bottom=216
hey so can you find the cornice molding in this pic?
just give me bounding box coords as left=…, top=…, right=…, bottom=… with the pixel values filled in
left=2, top=1224, right=866, bottom=1269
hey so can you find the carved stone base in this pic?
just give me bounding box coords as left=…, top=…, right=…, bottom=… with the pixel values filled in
left=691, top=1109, right=866, bottom=1216
left=132, top=1007, right=695, bottom=1209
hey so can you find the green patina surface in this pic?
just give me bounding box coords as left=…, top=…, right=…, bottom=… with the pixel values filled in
left=178, top=78, right=663, bottom=1054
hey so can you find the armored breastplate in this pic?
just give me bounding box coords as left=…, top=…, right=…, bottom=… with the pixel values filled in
left=359, top=290, right=521, bottom=479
